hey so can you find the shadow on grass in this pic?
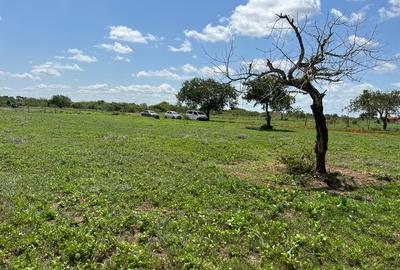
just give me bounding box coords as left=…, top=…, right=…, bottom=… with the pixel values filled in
left=245, top=126, right=294, bottom=133
left=209, top=119, right=240, bottom=124
left=306, top=172, right=361, bottom=194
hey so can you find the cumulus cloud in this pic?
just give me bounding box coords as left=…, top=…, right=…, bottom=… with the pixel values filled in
left=79, top=84, right=109, bottom=91
left=0, top=70, right=40, bottom=81
left=24, top=84, right=71, bottom=90
left=31, top=62, right=82, bottom=77
left=330, top=7, right=367, bottom=23
left=392, top=82, right=400, bottom=87
left=185, top=24, right=231, bottom=42
left=98, top=42, right=133, bottom=54
left=78, top=83, right=176, bottom=95
left=348, top=35, right=379, bottom=48
left=379, top=0, right=400, bottom=19
left=68, top=49, right=97, bottom=63
left=182, top=64, right=199, bottom=74
left=113, top=55, right=131, bottom=63
left=108, top=26, right=157, bottom=44
left=185, top=0, right=320, bottom=42
left=373, top=61, right=397, bottom=73
left=230, top=0, right=320, bottom=37
left=133, top=68, right=189, bottom=81
left=168, top=39, right=192, bottom=52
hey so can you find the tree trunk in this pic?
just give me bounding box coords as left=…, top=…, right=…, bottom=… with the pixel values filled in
left=382, top=117, right=388, bottom=130
left=205, top=108, right=210, bottom=120
left=310, top=92, right=328, bottom=176
left=265, top=102, right=272, bottom=129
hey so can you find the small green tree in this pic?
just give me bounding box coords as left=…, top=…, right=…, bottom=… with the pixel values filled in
left=177, top=78, right=237, bottom=119
left=48, top=95, right=72, bottom=109
left=349, top=90, right=400, bottom=130
left=243, top=76, right=293, bottom=129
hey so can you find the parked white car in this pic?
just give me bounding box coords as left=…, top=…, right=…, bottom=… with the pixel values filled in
left=185, top=110, right=208, bottom=121
left=164, top=111, right=182, bottom=119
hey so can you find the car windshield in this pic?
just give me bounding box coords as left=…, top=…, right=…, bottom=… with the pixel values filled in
left=197, top=112, right=205, bottom=115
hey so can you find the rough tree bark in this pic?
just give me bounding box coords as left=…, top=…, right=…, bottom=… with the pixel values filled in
left=310, top=93, right=328, bottom=175
left=382, top=115, right=388, bottom=130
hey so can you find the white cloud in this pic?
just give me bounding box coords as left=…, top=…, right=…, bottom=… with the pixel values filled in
left=185, top=0, right=320, bottom=42
left=373, top=61, right=397, bottom=73
left=31, top=62, right=82, bottom=77
left=108, top=25, right=157, bottom=44
left=24, top=84, right=71, bottom=90
left=185, top=24, right=231, bottom=42
left=230, top=0, right=320, bottom=37
left=79, top=84, right=109, bottom=91
left=115, top=83, right=176, bottom=94
left=180, top=63, right=231, bottom=77
left=168, top=39, right=192, bottom=52
left=391, top=82, right=400, bottom=87
left=98, top=42, right=133, bottom=54
left=133, top=68, right=188, bottom=81
left=0, top=70, right=40, bottom=81
left=182, top=64, right=199, bottom=74
left=348, top=35, right=379, bottom=48
left=68, top=49, right=97, bottom=63
left=379, top=0, right=400, bottom=19
left=78, top=83, right=176, bottom=95
left=330, top=8, right=366, bottom=23
left=113, top=55, right=131, bottom=63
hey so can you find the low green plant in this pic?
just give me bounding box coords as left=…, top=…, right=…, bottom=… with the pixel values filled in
left=279, top=147, right=314, bottom=175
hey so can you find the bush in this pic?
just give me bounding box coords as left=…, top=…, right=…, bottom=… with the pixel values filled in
left=279, top=147, right=314, bottom=175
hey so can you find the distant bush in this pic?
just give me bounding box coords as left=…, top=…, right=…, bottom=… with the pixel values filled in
left=279, top=147, right=314, bottom=175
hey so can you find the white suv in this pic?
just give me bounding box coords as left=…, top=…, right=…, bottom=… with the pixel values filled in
left=185, top=110, right=208, bottom=121
left=164, top=111, right=182, bottom=119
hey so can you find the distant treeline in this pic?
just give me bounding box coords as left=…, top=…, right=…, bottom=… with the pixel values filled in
left=0, top=95, right=267, bottom=116
left=0, top=95, right=352, bottom=119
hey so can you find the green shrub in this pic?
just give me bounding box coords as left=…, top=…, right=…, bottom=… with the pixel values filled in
left=279, top=147, right=314, bottom=175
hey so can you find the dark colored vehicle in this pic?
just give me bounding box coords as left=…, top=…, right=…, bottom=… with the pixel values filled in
left=140, top=110, right=159, bottom=119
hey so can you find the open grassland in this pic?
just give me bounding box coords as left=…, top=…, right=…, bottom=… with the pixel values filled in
left=0, top=110, right=399, bottom=269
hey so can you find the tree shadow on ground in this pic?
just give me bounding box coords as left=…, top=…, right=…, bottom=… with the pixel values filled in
left=245, top=126, right=294, bottom=133
left=306, top=166, right=386, bottom=194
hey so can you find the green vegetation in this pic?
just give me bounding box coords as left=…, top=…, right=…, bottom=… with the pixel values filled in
left=349, top=89, right=400, bottom=130
left=177, top=78, right=238, bottom=119
left=243, top=76, right=294, bottom=129
left=0, top=110, right=399, bottom=269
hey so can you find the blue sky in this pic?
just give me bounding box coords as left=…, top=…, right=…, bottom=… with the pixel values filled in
left=0, top=0, right=399, bottom=114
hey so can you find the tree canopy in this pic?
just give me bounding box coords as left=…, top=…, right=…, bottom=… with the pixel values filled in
left=349, top=89, right=400, bottom=130
left=177, top=78, right=238, bottom=119
left=48, top=95, right=72, bottom=108
left=243, top=76, right=294, bottom=128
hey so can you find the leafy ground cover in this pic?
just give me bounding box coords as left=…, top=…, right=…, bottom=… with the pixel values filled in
left=0, top=110, right=399, bottom=269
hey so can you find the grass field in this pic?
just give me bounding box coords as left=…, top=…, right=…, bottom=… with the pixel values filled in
left=0, top=110, right=400, bottom=269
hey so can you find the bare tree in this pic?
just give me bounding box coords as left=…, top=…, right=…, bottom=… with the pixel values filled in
left=212, top=13, right=382, bottom=180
